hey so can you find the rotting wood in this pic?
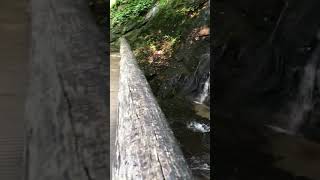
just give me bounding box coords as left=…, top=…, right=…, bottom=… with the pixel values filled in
left=113, top=37, right=193, bottom=180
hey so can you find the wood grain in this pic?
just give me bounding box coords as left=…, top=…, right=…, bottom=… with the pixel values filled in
left=113, top=38, right=192, bottom=180
left=25, top=0, right=109, bottom=179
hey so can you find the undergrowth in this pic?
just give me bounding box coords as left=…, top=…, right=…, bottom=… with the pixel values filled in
left=111, top=0, right=156, bottom=28
left=111, top=0, right=209, bottom=78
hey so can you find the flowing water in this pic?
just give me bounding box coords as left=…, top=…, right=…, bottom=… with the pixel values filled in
left=188, top=103, right=210, bottom=179
left=163, top=75, right=211, bottom=179
left=195, top=74, right=210, bottom=105
left=187, top=119, right=210, bottom=133
left=190, top=74, right=211, bottom=179
left=288, top=45, right=320, bottom=133
left=261, top=43, right=320, bottom=180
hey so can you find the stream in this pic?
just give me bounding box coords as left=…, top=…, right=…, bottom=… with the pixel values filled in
left=287, top=44, right=320, bottom=134
left=161, top=75, right=211, bottom=179
left=261, top=42, right=320, bottom=180
left=188, top=103, right=211, bottom=180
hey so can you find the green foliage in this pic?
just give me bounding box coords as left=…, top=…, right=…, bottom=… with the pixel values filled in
left=124, top=0, right=206, bottom=46
left=111, top=0, right=155, bottom=27
left=111, top=0, right=209, bottom=76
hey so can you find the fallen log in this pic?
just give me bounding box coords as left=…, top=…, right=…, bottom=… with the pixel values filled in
left=113, top=37, right=193, bottom=179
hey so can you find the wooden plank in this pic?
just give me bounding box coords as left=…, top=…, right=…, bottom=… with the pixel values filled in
left=113, top=38, right=193, bottom=179
left=25, top=0, right=109, bottom=179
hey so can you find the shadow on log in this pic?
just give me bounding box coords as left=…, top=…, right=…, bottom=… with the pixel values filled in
left=113, top=38, right=192, bottom=179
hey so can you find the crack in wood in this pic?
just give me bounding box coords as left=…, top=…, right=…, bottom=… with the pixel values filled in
left=57, top=72, right=93, bottom=180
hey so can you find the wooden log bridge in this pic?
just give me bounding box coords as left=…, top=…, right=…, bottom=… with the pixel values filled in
left=113, top=38, right=193, bottom=179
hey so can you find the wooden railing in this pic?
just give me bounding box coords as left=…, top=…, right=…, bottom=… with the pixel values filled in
left=113, top=37, right=192, bottom=179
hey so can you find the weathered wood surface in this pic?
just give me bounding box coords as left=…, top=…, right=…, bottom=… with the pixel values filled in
left=113, top=38, right=193, bottom=179
left=110, top=52, right=120, bottom=176
left=25, top=0, right=109, bottom=179
left=0, top=1, right=29, bottom=179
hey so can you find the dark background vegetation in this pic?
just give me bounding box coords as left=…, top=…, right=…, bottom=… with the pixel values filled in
left=214, top=0, right=320, bottom=179
left=89, top=0, right=108, bottom=28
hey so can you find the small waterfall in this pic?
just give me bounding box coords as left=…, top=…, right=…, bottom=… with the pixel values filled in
left=288, top=45, right=320, bottom=133
left=195, top=74, right=210, bottom=104
left=187, top=121, right=210, bottom=133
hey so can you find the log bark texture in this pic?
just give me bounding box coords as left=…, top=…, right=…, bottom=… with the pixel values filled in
left=25, top=0, right=109, bottom=179
left=113, top=38, right=192, bottom=180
